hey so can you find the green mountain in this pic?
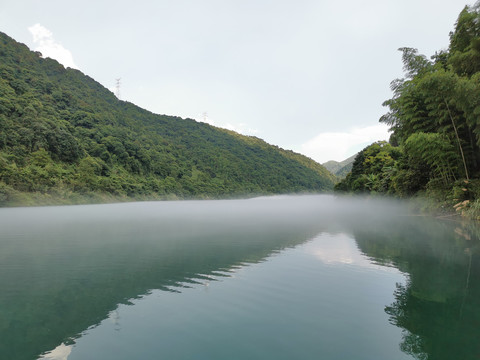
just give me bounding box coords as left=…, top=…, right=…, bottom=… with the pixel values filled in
left=0, top=32, right=335, bottom=206
left=322, top=154, right=356, bottom=178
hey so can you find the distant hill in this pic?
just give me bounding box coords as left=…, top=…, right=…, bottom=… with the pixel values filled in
left=322, top=154, right=356, bottom=178
left=0, top=32, right=335, bottom=205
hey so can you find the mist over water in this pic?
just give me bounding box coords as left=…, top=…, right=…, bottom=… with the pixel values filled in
left=0, top=193, right=408, bottom=230
left=0, top=195, right=478, bottom=360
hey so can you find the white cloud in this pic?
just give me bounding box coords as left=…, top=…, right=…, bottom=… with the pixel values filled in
left=298, top=124, right=390, bottom=164
left=28, top=23, right=78, bottom=69
left=304, top=232, right=399, bottom=272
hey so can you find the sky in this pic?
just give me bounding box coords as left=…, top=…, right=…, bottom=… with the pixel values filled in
left=0, top=0, right=472, bottom=163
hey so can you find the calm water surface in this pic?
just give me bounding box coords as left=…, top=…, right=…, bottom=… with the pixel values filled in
left=0, top=195, right=479, bottom=360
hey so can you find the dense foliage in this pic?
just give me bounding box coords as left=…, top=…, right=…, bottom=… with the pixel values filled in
left=0, top=32, right=335, bottom=205
left=335, top=3, right=480, bottom=218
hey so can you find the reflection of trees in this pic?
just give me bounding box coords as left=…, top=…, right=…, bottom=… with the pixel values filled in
left=385, top=282, right=432, bottom=360
left=0, top=203, right=325, bottom=360
left=354, top=217, right=480, bottom=360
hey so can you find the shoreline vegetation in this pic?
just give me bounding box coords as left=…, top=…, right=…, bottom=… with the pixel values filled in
left=334, top=3, right=480, bottom=222
left=0, top=185, right=327, bottom=208
left=334, top=143, right=480, bottom=221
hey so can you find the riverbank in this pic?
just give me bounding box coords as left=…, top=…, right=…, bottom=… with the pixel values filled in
left=0, top=183, right=322, bottom=208
left=405, top=185, right=480, bottom=222
left=0, top=183, right=176, bottom=207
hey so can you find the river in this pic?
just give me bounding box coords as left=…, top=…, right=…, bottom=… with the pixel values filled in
left=0, top=195, right=478, bottom=359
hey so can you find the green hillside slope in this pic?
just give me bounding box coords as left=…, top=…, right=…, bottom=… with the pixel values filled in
left=0, top=32, right=335, bottom=205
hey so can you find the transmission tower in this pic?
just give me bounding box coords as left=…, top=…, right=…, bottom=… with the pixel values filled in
left=115, top=78, right=121, bottom=99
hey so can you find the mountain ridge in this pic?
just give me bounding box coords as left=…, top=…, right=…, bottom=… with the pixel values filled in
left=322, top=154, right=356, bottom=178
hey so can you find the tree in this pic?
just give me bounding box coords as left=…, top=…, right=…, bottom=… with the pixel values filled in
left=449, top=3, right=480, bottom=77
left=416, top=70, right=470, bottom=179
left=404, top=132, right=461, bottom=185
left=380, top=48, right=435, bottom=145
left=334, top=141, right=401, bottom=194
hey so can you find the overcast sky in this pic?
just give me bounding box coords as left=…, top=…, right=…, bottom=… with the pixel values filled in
left=0, top=0, right=471, bottom=163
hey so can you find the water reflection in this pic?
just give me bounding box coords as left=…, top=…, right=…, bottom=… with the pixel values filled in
left=38, top=343, right=71, bottom=360
left=353, top=217, right=480, bottom=360
left=40, top=231, right=409, bottom=360
left=0, top=195, right=479, bottom=359
left=306, top=232, right=394, bottom=269
left=0, top=196, right=339, bottom=360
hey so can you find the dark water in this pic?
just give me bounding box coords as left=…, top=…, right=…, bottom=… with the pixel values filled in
left=0, top=195, right=479, bottom=360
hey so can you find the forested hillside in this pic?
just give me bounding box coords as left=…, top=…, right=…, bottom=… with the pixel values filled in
left=335, top=3, right=480, bottom=219
left=0, top=32, right=335, bottom=205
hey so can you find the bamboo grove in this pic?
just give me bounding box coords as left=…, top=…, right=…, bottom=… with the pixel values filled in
left=336, top=3, right=480, bottom=217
